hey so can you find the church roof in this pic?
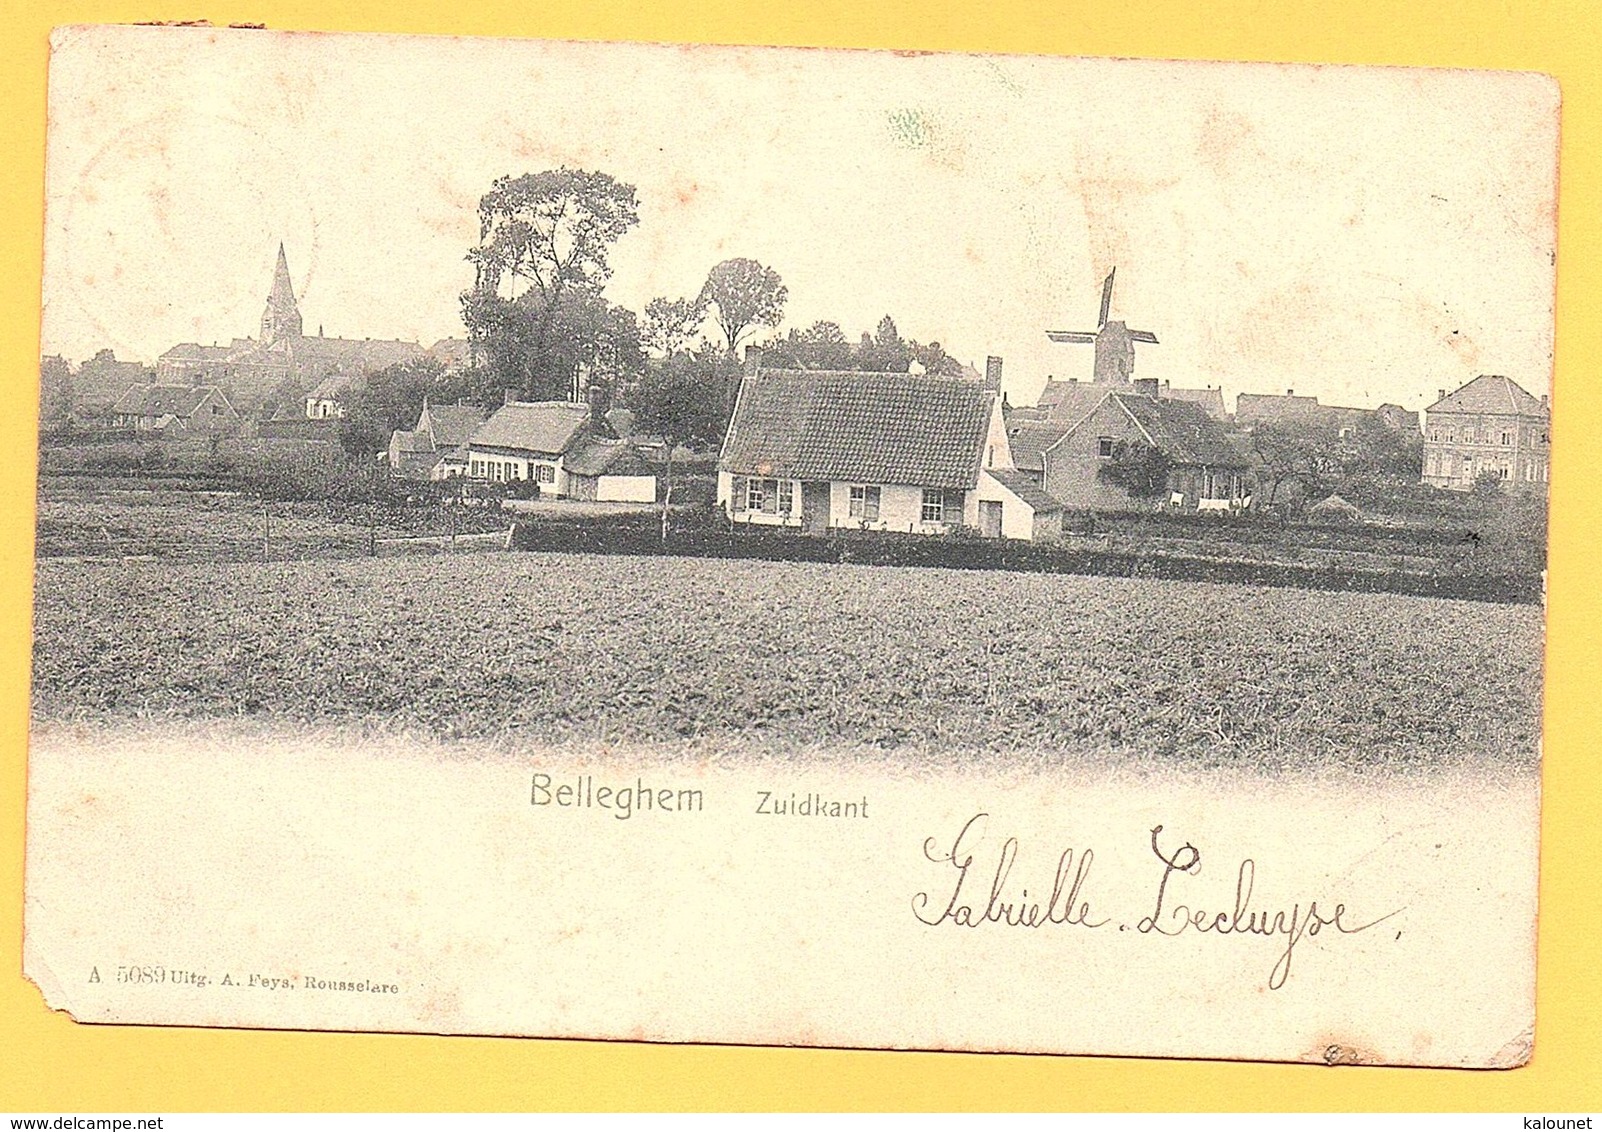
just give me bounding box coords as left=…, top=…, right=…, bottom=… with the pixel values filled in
left=267, top=243, right=297, bottom=313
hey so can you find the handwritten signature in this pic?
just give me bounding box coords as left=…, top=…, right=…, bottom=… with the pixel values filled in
left=912, top=814, right=1401, bottom=989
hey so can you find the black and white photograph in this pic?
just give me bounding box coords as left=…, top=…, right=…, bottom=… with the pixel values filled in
left=24, top=26, right=1555, bottom=1067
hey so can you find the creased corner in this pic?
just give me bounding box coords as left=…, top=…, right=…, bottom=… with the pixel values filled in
left=22, top=938, right=84, bottom=1023
left=1489, top=1026, right=1535, bottom=1069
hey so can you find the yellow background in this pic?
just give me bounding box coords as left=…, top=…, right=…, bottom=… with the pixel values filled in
left=2, top=0, right=1598, bottom=1112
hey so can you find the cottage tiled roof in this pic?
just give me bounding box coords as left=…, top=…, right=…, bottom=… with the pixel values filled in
left=985, top=468, right=1063, bottom=513
left=1005, top=421, right=1074, bottom=472
left=720, top=369, right=995, bottom=489
left=111, top=383, right=224, bottom=418
left=470, top=401, right=591, bottom=455
left=424, top=403, right=487, bottom=448
left=1112, top=394, right=1250, bottom=467
left=1426, top=374, right=1548, bottom=417
left=563, top=436, right=653, bottom=478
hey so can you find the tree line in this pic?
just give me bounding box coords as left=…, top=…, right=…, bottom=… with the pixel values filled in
left=339, top=165, right=974, bottom=461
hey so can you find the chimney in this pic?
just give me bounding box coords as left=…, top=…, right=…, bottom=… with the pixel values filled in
left=984, top=355, right=1003, bottom=393
left=1286, top=389, right=1295, bottom=397
left=1133, top=377, right=1160, bottom=400
left=504, top=388, right=518, bottom=405
left=1438, top=389, right=1446, bottom=402
left=743, top=343, right=764, bottom=376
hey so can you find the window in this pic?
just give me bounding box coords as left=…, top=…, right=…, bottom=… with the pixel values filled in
left=776, top=481, right=794, bottom=514
left=849, top=485, right=881, bottom=521
left=922, top=488, right=947, bottom=523
left=1501, top=430, right=1513, bottom=446
left=986, top=445, right=995, bottom=469
left=1500, top=465, right=1510, bottom=480
left=535, top=464, right=556, bottom=484
left=1429, top=428, right=1440, bottom=441
left=1097, top=437, right=1115, bottom=458
left=746, top=479, right=766, bottom=513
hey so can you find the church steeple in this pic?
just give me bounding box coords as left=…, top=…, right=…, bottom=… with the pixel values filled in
left=260, top=243, right=303, bottom=346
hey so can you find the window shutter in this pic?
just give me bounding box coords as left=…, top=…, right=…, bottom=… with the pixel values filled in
left=730, top=475, right=747, bottom=512
left=944, top=490, right=964, bottom=525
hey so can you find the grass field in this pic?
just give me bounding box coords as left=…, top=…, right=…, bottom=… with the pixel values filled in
left=30, top=551, right=1543, bottom=771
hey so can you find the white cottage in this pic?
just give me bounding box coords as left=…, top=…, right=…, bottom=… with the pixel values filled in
left=718, top=356, right=1061, bottom=542
left=464, top=399, right=593, bottom=492
left=464, top=398, right=657, bottom=501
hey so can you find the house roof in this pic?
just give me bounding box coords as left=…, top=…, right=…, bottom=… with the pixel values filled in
left=389, top=427, right=435, bottom=455
left=1037, top=378, right=1115, bottom=425
left=1160, top=385, right=1227, bottom=419
left=423, top=402, right=487, bottom=448
left=720, top=369, right=995, bottom=489
left=159, top=342, right=235, bottom=363
left=469, top=400, right=591, bottom=456
left=1106, top=394, right=1250, bottom=467
left=111, top=383, right=227, bottom=418
left=1426, top=374, right=1548, bottom=417
left=984, top=468, right=1063, bottom=514
left=1235, top=392, right=1327, bottom=425
left=563, top=436, right=654, bottom=478
left=1005, top=421, right=1074, bottom=472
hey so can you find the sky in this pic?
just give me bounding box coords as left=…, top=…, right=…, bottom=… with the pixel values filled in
left=41, top=26, right=1560, bottom=411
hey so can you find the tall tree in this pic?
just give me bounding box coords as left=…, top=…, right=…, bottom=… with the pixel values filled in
left=641, top=295, right=708, bottom=357
left=700, top=258, right=787, bottom=359
left=461, top=168, right=640, bottom=400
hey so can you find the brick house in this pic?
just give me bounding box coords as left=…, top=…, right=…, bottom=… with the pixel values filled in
left=1035, top=380, right=1253, bottom=510
left=1422, top=375, right=1549, bottom=491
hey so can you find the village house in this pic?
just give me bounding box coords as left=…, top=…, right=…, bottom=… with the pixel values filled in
left=719, top=353, right=1063, bottom=541
left=110, top=383, right=241, bottom=433
left=463, top=397, right=657, bottom=502
left=1422, top=374, right=1549, bottom=491
left=1235, top=389, right=1380, bottom=437
left=1024, top=378, right=1254, bottom=511
left=67, top=349, right=153, bottom=419
left=387, top=397, right=488, bottom=480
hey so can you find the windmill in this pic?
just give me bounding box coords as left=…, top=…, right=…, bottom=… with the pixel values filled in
left=1046, top=267, right=1158, bottom=384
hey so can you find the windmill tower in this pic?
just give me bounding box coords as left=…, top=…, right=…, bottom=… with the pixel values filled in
left=1045, top=267, right=1158, bottom=384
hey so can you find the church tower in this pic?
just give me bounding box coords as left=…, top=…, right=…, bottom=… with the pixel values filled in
left=259, top=243, right=303, bottom=346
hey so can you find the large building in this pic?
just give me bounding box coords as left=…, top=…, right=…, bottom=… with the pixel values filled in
left=1422, top=374, right=1550, bottom=491
left=156, top=245, right=463, bottom=416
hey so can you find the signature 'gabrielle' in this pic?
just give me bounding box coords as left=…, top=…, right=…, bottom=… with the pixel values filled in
left=1137, top=825, right=1402, bottom=990
left=912, top=813, right=1109, bottom=930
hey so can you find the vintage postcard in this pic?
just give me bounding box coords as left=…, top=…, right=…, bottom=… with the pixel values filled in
left=24, top=27, right=1555, bottom=1066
